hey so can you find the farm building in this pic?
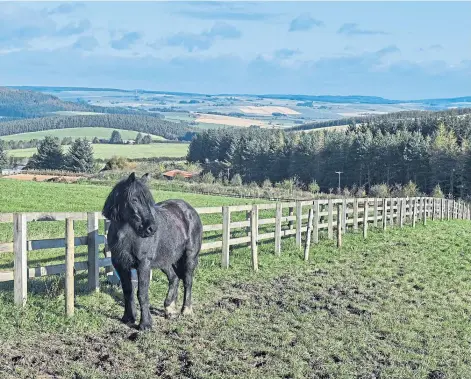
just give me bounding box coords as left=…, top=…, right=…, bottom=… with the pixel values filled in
left=162, top=169, right=194, bottom=180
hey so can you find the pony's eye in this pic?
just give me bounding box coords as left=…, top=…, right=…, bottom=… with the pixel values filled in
left=132, top=198, right=138, bottom=203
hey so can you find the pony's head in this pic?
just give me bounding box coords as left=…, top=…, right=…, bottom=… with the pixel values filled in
left=102, top=172, right=157, bottom=238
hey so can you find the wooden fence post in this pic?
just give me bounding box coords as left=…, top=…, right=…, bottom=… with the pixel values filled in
left=423, top=199, right=427, bottom=225
left=222, top=206, right=230, bottom=269
left=373, top=198, right=378, bottom=227
left=417, top=197, right=422, bottom=220
left=432, top=199, right=436, bottom=221
left=353, top=198, right=359, bottom=231
left=363, top=199, right=369, bottom=238
left=296, top=201, right=302, bottom=250
left=275, top=203, right=282, bottom=256
left=250, top=204, right=258, bottom=272
left=13, top=213, right=27, bottom=307
left=452, top=200, right=455, bottom=219
left=65, top=218, right=75, bottom=317
left=304, top=209, right=314, bottom=261
left=87, top=212, right=100, bottom=292
left=245, top=211, right=251, bottom=237
left=288, top=206, right=294, bottom=230
left=382, top=198, right=387, bottom=231
left=399, top=198, right=404, bottom=228
left=446, top=199, right=450, bottom=221
left=328, top=199, right=333, bottom=239
left=438, top=199, right=442, bottom=220
left=408, top=198, right=411, bottom=224
left=389, top=198, right=394, bottom=226
left=412, top=198, right=417, bottom=227
left=312, top=200, right=319, bottom=244
left=342, top=198, right=347, bottom=234
left=337, top=204, right=342, bottom=248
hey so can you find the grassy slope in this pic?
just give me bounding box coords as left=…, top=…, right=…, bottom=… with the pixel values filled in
left=0, top=220, right=470, bottom=378
left=0, top=127, right=166, bottom=141
left=0, top=179, right=251, bottom=213
left=6, top=142, right=189, bottom=159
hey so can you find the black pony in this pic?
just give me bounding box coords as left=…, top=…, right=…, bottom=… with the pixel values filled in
left=102, top=172, right=203, bottom=331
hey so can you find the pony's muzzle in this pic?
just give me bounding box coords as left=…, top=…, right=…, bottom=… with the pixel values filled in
left=140, top=222, right=156, bottom=237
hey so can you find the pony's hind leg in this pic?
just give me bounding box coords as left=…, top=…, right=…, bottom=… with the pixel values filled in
left=181, top=252, right=199, bottom=316
left=161, top=265, right=180, bottom=318
left=114, top=264, right=136, bottom=325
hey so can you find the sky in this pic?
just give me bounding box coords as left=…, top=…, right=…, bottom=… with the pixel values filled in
left=0, top=1, right=470, bottom=100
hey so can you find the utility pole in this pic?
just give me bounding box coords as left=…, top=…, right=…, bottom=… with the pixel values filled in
left=335, top=171, right=343, bottom=194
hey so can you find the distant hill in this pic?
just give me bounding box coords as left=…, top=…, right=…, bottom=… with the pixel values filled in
left=8, top=86, right=471, bottom=106
left=0, top=87, right=163, bottom=119
left=0, top=87, right=94, bottom=118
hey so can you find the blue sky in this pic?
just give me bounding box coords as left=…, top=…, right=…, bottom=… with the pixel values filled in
left=0, top=1, right=470, bottom=99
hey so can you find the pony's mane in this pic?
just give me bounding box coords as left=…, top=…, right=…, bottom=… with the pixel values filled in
left=102, top=175, right=155, bottom=221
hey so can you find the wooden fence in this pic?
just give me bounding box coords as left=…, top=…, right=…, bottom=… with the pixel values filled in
left=0, top=197, right=469, bottom=315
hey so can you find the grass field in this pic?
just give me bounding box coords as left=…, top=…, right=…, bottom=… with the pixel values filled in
left=0, top=204, right=470, bottom=378
left=6, top=142, right=189, bottom=160
left=0, top=179, right=251, bottom=213
left=196, top=113, right=267, bottom=128
left=239, top=106, right=300, bottom=115
left=0, top=127, right=166, bottom=142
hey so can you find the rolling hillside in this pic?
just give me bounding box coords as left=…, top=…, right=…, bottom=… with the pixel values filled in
left=0, top=87, right=166, bottom=119
left=0, top=114, right=194, bottom=141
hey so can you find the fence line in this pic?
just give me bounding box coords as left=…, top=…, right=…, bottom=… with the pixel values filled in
left=0, top=196, right=470, bottom=311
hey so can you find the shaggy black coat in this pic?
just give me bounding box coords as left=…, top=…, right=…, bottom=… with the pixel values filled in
left=102, top=172, right=203, bottom=330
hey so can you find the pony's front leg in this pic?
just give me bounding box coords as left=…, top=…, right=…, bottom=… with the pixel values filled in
left=114, top=263, right=136, bottom=325
left=137, top=260, right=152, bottom=331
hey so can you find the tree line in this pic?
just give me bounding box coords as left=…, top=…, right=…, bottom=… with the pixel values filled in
left=0, top=114, right=194, bottom=141
left=187, top=115, right=471, bottom=199
left=288, top=107, right=471, bottom=136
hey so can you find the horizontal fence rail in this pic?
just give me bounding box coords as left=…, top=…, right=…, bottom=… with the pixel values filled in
left=0, top=197, right=470, bottom=311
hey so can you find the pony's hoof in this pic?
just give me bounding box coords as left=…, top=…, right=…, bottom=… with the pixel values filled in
left=121, top=315, right=136, bottom=325
left=181, top=306, right=194, bottom=317
left=165, top=302, right=178, bottom=319
left=138, top=322, right=152, bottom=331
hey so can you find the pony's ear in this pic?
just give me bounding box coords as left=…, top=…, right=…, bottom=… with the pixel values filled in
left=127, top=172, right=136, bottom=182
left=141, top=173, right=150, bottom=183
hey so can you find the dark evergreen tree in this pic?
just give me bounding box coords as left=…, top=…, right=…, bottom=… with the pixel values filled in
left=0, top=141, right=7, bottom=169
left=92, top=137, right=100, bottom=144
left=66, top=138, right=95, bottom=173
left=142, top=134, right=152, bottom=144
left=26, top=136, right=65, bottom=170
left=110, top=130, right=123, bottom=144
left=135, top=132, right=143, bottom=144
